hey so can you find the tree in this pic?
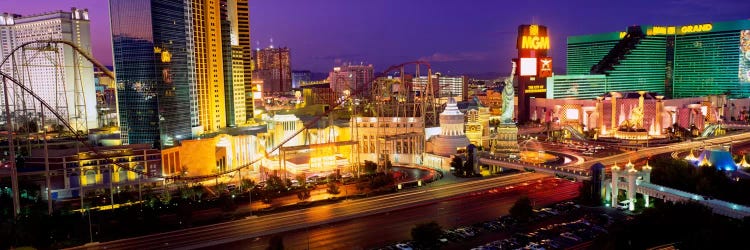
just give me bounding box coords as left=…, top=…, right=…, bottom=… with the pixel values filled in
left=267, top=235, right=284, bottom=250
left=364, top=160, right=378, bottom=174
left=327, top=182, right=340, bottom=197
left=297, top=187, right=311, bottom=201
left=265, top=175, right=285, bottom=193
left=241, top=178, right=256, bottom=193
left=295, top=175, right=307, bottom=188
left=450, top=156, right=463, bottom=170
left=411, top=221, right=442, bottom=248
left=192, top=184, right=204, bottom=201
left=510, top=196, right=533, bottom=222
left=451, top=157, right=466, bottom=176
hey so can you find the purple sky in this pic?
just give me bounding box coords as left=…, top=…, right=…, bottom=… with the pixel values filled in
left=3, top=0, right=749, bottom=74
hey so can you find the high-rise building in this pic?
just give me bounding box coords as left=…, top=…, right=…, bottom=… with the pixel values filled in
left=328, top=64, right=373, bottom=96
left=94, top=67, right=117, bottom=127
left=236, top=0, right=254, bottom=121
left=0, top=9, right=97, bottom=132
left=220, top=0, right=246, bottom=127
left=110, top=0, right=194, bottom=147
left=413, top=73, right=467, bottom=103
left=563, top=20, right=750, bottom=99
left=192, top=0, right=227, bottom=133
left=230, top=46, right=246, bottom=125
left=292, top=70, right=311, bottom=89
left=253, top=46, right=291, bottom=94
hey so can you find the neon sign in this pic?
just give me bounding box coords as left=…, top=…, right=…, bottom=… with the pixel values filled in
left=520, top=25, right=550, bottom=50
left=680, top=23, right=712, bottom=34
left=524, top=85, right=546, bottom=94
left=521, top=36, right=550, bottom=50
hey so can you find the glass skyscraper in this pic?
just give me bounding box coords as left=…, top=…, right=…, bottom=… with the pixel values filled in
left=110, top=0, right=194, bottom=148
left=561, top=20, right=750, bottom=99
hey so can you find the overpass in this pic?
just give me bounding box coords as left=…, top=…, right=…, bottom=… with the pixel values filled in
left=573, top=131, right=750, bottom=170
left=478, top=154, right=592, bottom=181
left=478, top=131, right=750, bottom=220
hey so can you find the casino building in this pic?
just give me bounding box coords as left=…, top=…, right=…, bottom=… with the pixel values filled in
left=548, top=19, right=750, bottom=100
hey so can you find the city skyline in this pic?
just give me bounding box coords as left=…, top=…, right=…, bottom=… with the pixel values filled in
left=3, top=0, right=749, bottom=74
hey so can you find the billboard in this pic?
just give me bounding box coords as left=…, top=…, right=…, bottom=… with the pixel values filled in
left=741, top=30, right=750, bottom=83
left=516, top=24, right=551, bottom=123
left=520, top=58, right=537, bottom=76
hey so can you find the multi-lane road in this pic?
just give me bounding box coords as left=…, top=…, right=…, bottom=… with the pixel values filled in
left=66, top=173, right=548, bottom=250
left=65, top=132, right=750, bottom=250
left=213, top=177, right=580, bottom=250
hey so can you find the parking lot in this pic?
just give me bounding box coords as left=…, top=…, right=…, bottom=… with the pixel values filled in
left=377, top=201, right=621, bottom=250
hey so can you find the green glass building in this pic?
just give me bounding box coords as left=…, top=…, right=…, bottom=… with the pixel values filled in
left=553, top=19, right=750, bottom=100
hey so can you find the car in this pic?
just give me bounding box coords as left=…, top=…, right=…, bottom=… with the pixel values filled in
left=526, top=242, right=546, bottom=250
left=540, top=207, right=559, bottom=215
left=226, top=184, right=237, bottom=191
left=560, top=232, right=581, bottom=242
left=394, top=243, right=412, bottom=250
left=455, top=228, right=475, bottom=237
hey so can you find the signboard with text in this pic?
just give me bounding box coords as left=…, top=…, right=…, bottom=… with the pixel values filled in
left=516, top=24, right=551, bottom=123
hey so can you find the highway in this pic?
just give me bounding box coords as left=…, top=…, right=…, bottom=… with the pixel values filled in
left=213, top=177, right=580, bottom=250
left=572, top=132, right=750, bottom=170
left=66, top=172, right=548, bottom=250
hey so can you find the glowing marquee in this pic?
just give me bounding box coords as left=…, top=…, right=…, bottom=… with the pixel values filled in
left=680, top=23, right=712, bottom=34
left=520, top=25, right=550, bottom=50
left=524, top=85, right=546, bottom=94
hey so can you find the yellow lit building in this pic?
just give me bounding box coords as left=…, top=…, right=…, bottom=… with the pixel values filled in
left=351, top=116, right=425, bottom=165
left=25, top=144, right=162, bottom=199
left=192, top=0, right=227, bottom=133
left=231, top=47, right=247, bottom=125
left=162, top=114, right=355, bottom=179
left=161, top=133, right=259, bottom=177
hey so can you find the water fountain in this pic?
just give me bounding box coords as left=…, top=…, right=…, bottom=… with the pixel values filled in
left=518, top=138, right=558, bottom=164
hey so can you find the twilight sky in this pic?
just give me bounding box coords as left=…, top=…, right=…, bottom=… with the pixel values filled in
left=3, top=0, right=749, bottom=75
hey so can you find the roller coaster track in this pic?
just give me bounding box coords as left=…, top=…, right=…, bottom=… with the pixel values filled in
left=1, top=39, right=434, bottom=182
left=0, top=39, right=114, bottom=79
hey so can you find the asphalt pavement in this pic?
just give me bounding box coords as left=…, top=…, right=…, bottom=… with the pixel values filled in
left=210, top=177, right=580, bottom=250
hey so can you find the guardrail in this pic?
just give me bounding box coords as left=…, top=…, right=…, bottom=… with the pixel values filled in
left=478, top=154, right=592, bottom=180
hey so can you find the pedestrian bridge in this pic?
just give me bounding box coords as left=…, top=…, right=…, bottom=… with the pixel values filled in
left=478, top=154, right=750, bottom=219
left=611, top=180, right=750, bottom=219
left=478, top=155, right=592, bottom=181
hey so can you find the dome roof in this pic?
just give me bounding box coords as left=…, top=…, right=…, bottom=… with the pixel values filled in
left=441, top=97, right=463, bottom=116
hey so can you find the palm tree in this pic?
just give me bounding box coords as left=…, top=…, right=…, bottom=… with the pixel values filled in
left=193, top=184, right=204, bottom=201
left=241, top=178, right=256, bottom=193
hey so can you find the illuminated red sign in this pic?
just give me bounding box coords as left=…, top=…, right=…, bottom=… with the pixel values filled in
left=538, top=57, right=552, bottom=78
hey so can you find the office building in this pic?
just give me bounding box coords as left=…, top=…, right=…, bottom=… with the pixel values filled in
left=560, top=20, right=750, bottom=99
left=220, top=0, right=247, bottom=127
left=192, top=0, right=227, bottom=133
left=328, top=64, right=374, bottom=96
left=110, top=0, right=194, bottom=147
left=236, top=0, right=254, bottom=121
left=0, top=9, right=97, bottom=132
left=413, top=73, right=468, bottom=102
left=254, top=46, right=291, bottom=94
